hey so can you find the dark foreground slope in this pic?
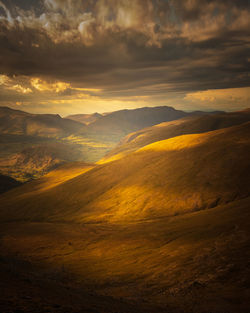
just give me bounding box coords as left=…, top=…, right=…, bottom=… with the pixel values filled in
left=0, top=121, right=250, bottom=312
left=1, top=198, right=249, bottom=313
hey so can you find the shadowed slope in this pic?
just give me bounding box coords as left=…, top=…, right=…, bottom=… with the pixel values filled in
left=0, top=141, right=91, bottom=182
left=1, top=122, right=250, bottom=223
left=0, top=197, right=249, bottom=312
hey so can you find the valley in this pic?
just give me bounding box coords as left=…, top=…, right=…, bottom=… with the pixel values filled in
left=0, top=106, right=194, bottom=184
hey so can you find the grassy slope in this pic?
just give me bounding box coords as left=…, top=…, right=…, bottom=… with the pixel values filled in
left=102, top=109, right=250, bottom=162
left=1, top=121, right=250, bottom=223
left=0, top=120, right=250, bottom=312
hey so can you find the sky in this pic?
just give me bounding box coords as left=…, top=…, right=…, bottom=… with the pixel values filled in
left=0, top=0, right=249, bottom=116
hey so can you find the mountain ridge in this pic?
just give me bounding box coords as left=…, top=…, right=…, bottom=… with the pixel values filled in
left=0, top=106, right=85, bottom=138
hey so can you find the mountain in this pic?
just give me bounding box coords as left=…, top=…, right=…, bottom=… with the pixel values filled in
left=0, top=117, right=250, bottom=312
left=66, top=112, right=103, bottom=125
left=0, top=174, right=22, bottom=194
left=84, top=106, right=190, bottom=136
left=0, top=106, right=85, bottom=137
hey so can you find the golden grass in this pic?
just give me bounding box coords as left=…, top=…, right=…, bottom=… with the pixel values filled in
left=0, top=122, right=250, bottom=312
left=33, top=162, right=95, bottom=192
left=106, top=111, right=250, bottom=161
left=138, top=133, right=209, bottom=152
left=97, top=152, right=126, bottom=164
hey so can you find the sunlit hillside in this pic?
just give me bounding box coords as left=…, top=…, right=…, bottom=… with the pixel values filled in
left=0, top=119, right=250, bottom=312
left=103, top=109, right=250, bottom=162
left=1, top=121, right=250, bottom=223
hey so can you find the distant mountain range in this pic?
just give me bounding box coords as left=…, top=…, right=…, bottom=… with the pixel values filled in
left=1, top=105, right=213, bottom=138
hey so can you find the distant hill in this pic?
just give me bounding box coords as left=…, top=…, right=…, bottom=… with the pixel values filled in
left=0, top=106, right=85, bottom=137
left=0, top=174, right=22, bottom=194
left=66, top=112, right=102, bottom=125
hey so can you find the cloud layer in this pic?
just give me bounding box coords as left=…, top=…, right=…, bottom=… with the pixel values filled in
left=0, top=0, right=249, bottom=114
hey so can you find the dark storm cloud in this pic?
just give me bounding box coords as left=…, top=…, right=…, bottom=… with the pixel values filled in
left=0, top=0, right=249, bottom=106
left=173, top=0, right=250, bottom=21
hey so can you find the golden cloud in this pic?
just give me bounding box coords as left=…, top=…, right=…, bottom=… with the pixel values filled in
left=10, top=84, right=32, bottom=94
left=185, top=87, right=250, bottom=110
left=0, top=74, right=10, bottom=85
left=30, top=78, right=70, bottom=93
left=0, top=75, right=32, bottom=94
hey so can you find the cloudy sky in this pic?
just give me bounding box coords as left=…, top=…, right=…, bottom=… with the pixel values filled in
left=0, top=0, right=249, bottom=115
